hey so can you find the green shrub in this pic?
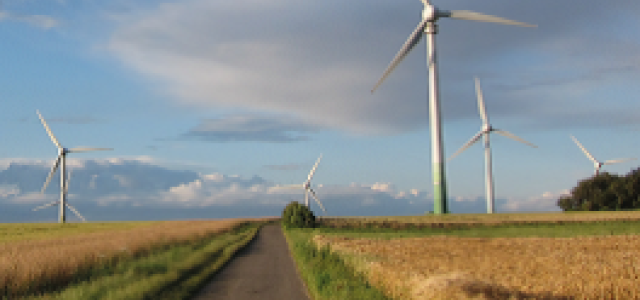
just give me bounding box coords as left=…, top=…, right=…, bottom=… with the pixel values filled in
left=282, top=201, right=316, bottom=229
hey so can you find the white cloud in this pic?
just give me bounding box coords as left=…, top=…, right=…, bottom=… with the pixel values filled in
left=0, top=184, right=20, bottom=198
left=0, top=158, right=564, bottom=219
left=10, top=192, right=54, bottom=204
left=501, top=190, right=570, bottom=212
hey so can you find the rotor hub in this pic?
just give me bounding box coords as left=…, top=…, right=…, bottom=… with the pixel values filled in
left=422, top=4, right=437, bottom=21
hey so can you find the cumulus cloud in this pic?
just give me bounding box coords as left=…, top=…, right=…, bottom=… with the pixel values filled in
left=0, top=184, right=20, bottom=198
left=0, top=158, right=567, bottom=221
left=501, top=190, right=569, bottom=212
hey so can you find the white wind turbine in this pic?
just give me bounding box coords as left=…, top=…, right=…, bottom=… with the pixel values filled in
left=371, top=0, right=535, bottom=214
left=448, top=78, right=537, bottom=214
left=277, top=154, right=327, bottom=215
left=571, top=135, right=636, bottom=176
left=33, top=110, right=113, bottom=223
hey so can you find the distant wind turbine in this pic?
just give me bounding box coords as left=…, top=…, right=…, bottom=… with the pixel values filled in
left=448, top=78, right=537, bottom=214
left=275, top=154, right=327, bottom=215
left=571, top=135, right=636, bottom=176
left=33, top=110, right=112, bottom=223
left=371, top=0, right=535, bottom=214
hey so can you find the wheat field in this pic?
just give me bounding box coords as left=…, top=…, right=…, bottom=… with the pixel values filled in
left=314, top=233, right=640, bottom=299
left=0, top=218, right=266, bottom=297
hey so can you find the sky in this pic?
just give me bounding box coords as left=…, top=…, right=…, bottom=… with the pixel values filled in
left=2, top=0, right=640, bottom=222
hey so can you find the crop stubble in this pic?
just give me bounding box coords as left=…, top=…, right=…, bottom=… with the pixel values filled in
left=314, top=232, right=640, bottom=299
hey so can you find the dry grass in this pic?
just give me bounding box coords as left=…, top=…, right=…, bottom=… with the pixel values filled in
left=314, top=234, right=640, bottom=299
left=0, top=218, right=271, bottom=297
left=320, top=211, right=640, bottom=229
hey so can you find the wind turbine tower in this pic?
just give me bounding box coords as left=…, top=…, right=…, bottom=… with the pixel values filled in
left=449, top=78, right=537, bottom=214
left=34, top=110, right=113, bottom=223
left=371, top=0, right=535, bottom=214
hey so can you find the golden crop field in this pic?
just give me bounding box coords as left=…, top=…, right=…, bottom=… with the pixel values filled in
left=0, top=218, right=270, bottom=297
left=314, top=233, right=640, bottom=300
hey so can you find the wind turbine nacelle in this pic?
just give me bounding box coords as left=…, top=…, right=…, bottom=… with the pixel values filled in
left=422, top=5, right=437, bottom=21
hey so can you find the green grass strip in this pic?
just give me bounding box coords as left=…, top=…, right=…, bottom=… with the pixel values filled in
left=314, top=219, right=640, bottom=239
left=24, top=222, right=262, bottom=300
left=282, top=225, right=390, bottom=300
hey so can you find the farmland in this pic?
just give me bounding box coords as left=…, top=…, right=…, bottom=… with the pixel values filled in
left=0, top=218, right=273, bottom=299
left=286, top=211, right=640, bottom=300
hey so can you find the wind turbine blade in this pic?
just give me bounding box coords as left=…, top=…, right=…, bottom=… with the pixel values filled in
left=36, top=110, right=62, bottom=148
left=68, top=147, right=113, bottom=153
left=448, top=131, right=483, bottom=161
left=447, top=10, right=536, bottom=27
left=603, top=158, right=637, bottom=165
left=306, top=154, right=323, bottom=183
left=372, top=19, right=428, bottom=93
left=33, top=200, right=59, bottom=211
left=41, top=155, right=62, bottom=193
left=494, top=130, right=537, bottom=148
left=571, top=135, right=598, bottom=164
left=309, top=188, right=327, bottom=215
left=474, top=77, right=489, bottom=125
left=65, top=203, right=86, bottom=222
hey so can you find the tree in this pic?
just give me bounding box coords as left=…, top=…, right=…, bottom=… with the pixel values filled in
left=557, top=172, right=627, bottom=211
left=281, top=201, right=316, bottom=229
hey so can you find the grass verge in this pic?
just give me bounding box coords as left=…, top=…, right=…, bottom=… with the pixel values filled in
left=314, top=218, right=640, bottom=239
left=22, top=221, right=264, bottom=300
left=282, top=225, right=390, bottom=300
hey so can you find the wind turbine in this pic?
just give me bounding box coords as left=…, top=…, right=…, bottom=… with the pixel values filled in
left=371, top=0, right=535, bottom=214
left=448, top=78, right=537, bottom=214
left=276, top=154, right=327, bottom=215
left=571, top=135, right=636, bottom=176
left=33, top=110, right=112, bottom=223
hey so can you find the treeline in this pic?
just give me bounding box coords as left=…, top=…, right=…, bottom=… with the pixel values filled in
left=558, top=168, right=640, bottom=211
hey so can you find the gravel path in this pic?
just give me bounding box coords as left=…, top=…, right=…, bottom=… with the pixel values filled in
left=191, top=223, right=310, bottom=300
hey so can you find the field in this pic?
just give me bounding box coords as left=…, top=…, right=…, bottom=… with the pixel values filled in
left=0, top=218, right=273, bottom=299
left=289, top=211, right=640, bottom=300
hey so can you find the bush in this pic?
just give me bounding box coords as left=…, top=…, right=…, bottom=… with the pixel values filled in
left=558, top=169, right=640, bottom=211
left=282, top=201, right=316, bottom=229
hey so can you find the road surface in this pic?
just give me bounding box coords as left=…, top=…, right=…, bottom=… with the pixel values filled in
left=192, top=223, right=311, bottom=300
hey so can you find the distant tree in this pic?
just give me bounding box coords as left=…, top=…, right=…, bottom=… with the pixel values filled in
left=281, top=201, right=316, bottom=229
left=557, top=169, right=640, bottom=211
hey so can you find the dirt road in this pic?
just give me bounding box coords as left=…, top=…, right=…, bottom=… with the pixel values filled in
left=191, top=223, right=310, bottom=300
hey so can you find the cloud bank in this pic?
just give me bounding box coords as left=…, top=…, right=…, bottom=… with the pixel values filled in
left=0, top=158, right=562, bottom=222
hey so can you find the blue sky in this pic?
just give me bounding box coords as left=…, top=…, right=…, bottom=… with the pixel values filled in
left=2, top=0, right=640, bottom=222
